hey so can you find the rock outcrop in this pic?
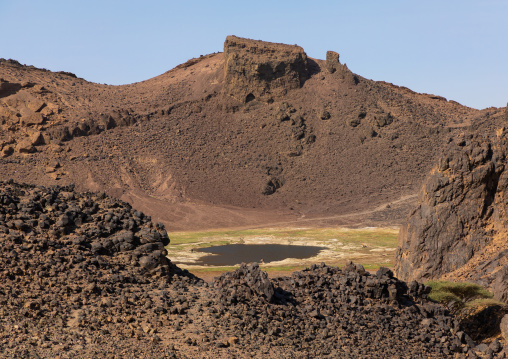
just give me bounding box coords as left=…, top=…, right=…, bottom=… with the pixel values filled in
left=325, top=50, right=358, bottom=86
left=0, top=65, right=142, bottom=157
left=395, top=129, right=508, bottom=302
left=222, top=35, right=308, bottom=104
left=214, top=262, right=275, bottom=302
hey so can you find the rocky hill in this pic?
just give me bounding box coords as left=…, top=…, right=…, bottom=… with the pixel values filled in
left=395, top=128, right=508, bottom=303
left=3, top=180, right=505, bottom=358
left=1, top=36, right=499, bottom=230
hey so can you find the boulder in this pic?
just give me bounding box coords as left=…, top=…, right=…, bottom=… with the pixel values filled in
left=1, top=145, right=14, bottom=157
left=16, top=139, right=36, bottom=153
left=214, top=262, right=275, bottom=302
left=0, top=105, right=19, bottom=124
left=30, top=131, right=45, bottom=146
left=2, top=90, right=45, bottom=113
left=493, top=266, right=508, bottom=302
left=501, top=314, right=508, bottom=341
left=40, top=102, right=59, bottom=117
left=47, top=126, right=72, bottom=142
left=0, top=79, right=21, bottom=97
left=19, top=107, right=45, bottom=126
left=319, top=109, right=331, bottom=121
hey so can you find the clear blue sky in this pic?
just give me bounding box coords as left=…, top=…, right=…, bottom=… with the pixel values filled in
left=1, top=0, right=506, bottom=110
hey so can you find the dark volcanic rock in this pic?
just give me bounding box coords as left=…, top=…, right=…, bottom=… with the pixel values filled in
left=222, top=35, right=308, bottom=104
left=0, top=183, right=502, bottom=359
left=206, top=262, right=486, bottom=358
left=0, top=180, right=197, bottom=358
left=395, top=130, right=508, bottom=302
left=214, top=262, right=275, bottom=302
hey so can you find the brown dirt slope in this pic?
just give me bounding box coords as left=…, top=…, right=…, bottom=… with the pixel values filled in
left=0, top=36, right=502, bottom=230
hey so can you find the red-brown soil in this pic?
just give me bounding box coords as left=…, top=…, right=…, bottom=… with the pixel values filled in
left=2, top=36, right=503, bottom=232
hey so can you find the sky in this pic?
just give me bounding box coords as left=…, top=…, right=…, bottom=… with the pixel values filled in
left=1, top=0, right=507, bottom=110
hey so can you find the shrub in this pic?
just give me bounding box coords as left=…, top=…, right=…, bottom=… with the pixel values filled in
left=426, top=280, right=493, bottom=306
left=426, top=280, right=507, bottom=341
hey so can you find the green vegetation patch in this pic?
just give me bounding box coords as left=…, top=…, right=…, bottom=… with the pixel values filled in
left=261, top=265, right=307, bottom=272
left=361, top=262, right=394, bottom=270
left=465, top=298, right=505, bottom=309
left=195, top=240, right=231, bottom=248
left=426, top=280, right=494, bottom=306
left=168, top=229, right=268, bottom=245
left=426, top=280, right=507, bottom=342
left=190, top=266, right=239, bottom=273
left=168, top=227, right=398, bottom=247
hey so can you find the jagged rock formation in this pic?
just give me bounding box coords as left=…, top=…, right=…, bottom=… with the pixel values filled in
left=325, top=50, right=358, bottom=85
left=0, top=180, right=176, bottom=278
left=214, top=262, right=275, bottom=302
left=395, top=129, right=508, bottom=302
left=222, top=35, right=308, bottom=105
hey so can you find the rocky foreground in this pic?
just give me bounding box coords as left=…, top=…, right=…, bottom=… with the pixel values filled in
left=0, top=181, right=506, bottom=358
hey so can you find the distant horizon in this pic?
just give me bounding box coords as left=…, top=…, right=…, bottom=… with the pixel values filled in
left=1, top=1, right=507, bottom=110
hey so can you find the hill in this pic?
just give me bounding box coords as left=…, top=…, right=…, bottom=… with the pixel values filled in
left=0, top=36, right=503, bottom=230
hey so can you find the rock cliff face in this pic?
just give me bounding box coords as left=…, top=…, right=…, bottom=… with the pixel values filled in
left=222, top=35, right=308, bottom=104
left=395, top=129, right=508, bottom=302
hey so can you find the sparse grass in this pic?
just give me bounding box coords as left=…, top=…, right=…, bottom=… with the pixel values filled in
left=195, top=240, right=231, bottom=248
left=362, top=262, right=394, bottom=270
left=261, top=265, right=307, bottom=272
left=426, top=281, right=507, bottom=342
left=190, top=266, right=239, bottom=273
left=168, top=227, right=398, bottom=247
left=168, top=229, right=269, bottom=245
left=167, top=245, right=186, bottom=251
left=426, top=280, right=494, bottom=306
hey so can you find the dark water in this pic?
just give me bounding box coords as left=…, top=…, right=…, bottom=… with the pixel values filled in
left=193, top=244, right=327, bottom=266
